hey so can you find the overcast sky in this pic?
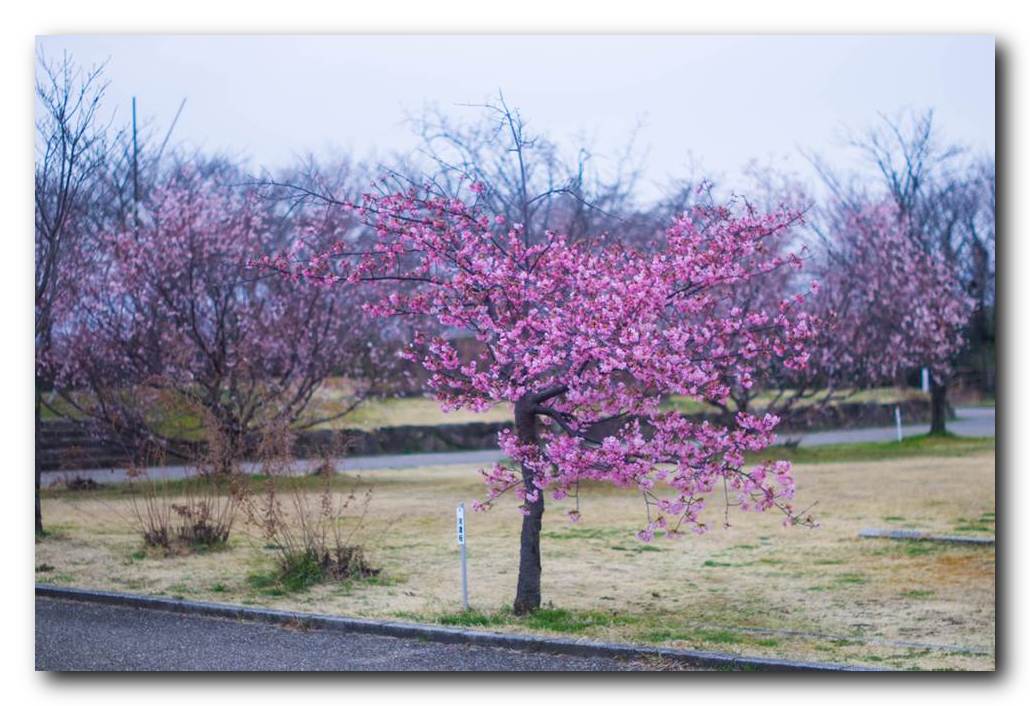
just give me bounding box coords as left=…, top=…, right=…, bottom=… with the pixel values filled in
left=37, top=35, right=995, bottom=200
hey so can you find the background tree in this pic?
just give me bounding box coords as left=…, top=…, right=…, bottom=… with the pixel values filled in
left=399, top=97, right=647, bottom=246
left=35, top=52, right=110, bottom=533
left=811, top=199, right=974, bottom=422
left=812, top=110, right=995, bottom=431
left=701, top=169, right=974, bottom=435
left=265, top=180, right=817, bottom=614
left=53, top=158, right=388, bottom=473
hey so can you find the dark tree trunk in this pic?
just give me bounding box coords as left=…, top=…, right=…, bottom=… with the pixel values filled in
left=512, top=395, right=543, bottom=615
left=207, top=420, right=244, bottom=477
left=929, top=371, right=949, bottom=436
left=35, top=381, right=43, bottom=535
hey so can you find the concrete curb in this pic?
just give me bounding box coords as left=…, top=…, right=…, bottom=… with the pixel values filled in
left=37, top=584, right=882, bottom=672
left=859, top=528, right=995, bottom=546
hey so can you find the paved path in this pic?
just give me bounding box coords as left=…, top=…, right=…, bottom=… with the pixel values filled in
left=35, top=597, right=641, bottom=671
left=42, top=406, right=994, bottom=487
left=784, top=405, right=995, bottom=446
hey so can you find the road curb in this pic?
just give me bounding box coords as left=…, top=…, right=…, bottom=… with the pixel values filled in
left=37, top=584, right=882, bottom=671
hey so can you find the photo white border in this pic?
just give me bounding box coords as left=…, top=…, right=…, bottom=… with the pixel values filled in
left=3, top=1, right=1017, bottom=702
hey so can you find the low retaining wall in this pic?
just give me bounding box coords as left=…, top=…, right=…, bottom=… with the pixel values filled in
left=777, top=398, right=939, bottom=434
left=302, top=398, right=940, bottom=455
left=40, top=399, right=939, bottom=472
left=295, top=421, right=510, bottom=457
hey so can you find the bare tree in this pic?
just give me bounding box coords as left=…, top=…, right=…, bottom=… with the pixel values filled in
left=34, top=51, right=110, bottom=533
left=398, top=96, right=646, bottom=246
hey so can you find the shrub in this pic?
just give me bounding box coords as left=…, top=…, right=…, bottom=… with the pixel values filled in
left=127, top=439, right=241, bottom=554
left=242, top=424, right=378, bottom=590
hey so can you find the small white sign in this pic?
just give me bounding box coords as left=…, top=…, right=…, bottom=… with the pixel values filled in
left=456, top=504, right=466, bottom=545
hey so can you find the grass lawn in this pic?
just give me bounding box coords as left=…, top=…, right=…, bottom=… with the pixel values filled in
left=36, top=440, right=995, bottom=671
left=309, top=384, right=933, bottom=430
left=309, top=393, right=514, bottom=430
left=758, top=433, right=994, bottom=465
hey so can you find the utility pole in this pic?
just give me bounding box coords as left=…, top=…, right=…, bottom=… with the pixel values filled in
left=132, top=96, right=139, bottom=227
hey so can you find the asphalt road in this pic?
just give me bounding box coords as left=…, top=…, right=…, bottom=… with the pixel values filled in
left=35, top=597, right=643, bottom=671
left=780, top=405, right=996, bottom=445
left=42, top=406, right=995, bottom=487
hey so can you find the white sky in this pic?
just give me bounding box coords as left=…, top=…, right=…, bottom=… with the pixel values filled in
left=37, top=35, right=995, bottom=200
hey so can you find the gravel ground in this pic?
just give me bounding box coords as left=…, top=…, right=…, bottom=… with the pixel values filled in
left=35, top=598, right=657, bottom=672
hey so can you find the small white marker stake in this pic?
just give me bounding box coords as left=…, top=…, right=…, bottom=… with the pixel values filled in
left=895, top=406, right=903, bottom=442
left=921, top=368, right=930, bottom=393
left=456, top=503, right=469, bottom=610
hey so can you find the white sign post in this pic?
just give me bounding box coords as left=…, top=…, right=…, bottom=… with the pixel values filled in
left=921, top=368, right=930, bottom=393
left=456, top=503, right=469, bottom=611
left=895, top=405, right=903, bottom=443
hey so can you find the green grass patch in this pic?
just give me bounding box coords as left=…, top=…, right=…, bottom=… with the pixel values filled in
left=833, top=573, right=868, bottom=585
left=610, top=544, right=663, bottom=553
left=542, top=527, right=625, bottom=541
left=953, top=523, right=993, bottom=533
left=749, top=434, right=993, bottom=466
left=693, top=628, right=744, bottom=645
left=524, top=608, right=635, bottom=633
left=953, top=512, right=996, bottom=534
left=435, top=607, right=638, bottom=635
left=870, top=543, right=924, bottom=557
left=900, top=543, right=948, bottom=557
left=900, top=590, right=936, bottom=599
left=643, top=626, right=784, bottom=648
left=438, top=610, right=510, bottom=628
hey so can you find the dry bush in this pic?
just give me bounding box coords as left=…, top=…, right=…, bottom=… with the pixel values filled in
left=242, top=423, right=378, bottom=591
left=127, top=437, right=243, bottom=554
left=63, top=475, right=102, bottom=491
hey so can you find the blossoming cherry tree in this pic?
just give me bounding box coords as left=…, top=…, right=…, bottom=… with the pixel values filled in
left=265, top=182, right=817, bottom=613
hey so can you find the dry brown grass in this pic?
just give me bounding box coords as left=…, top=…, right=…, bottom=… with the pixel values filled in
left=306, top=391, right=512, bottom=430
left=36, top=450, right=995, bottom=670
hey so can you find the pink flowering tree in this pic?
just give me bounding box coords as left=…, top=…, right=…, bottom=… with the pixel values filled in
left=53, top=162, right=388, bottom=472
left=688, top=186, right=973, bottom=436
left=264, top=179, right=817, bottom=613
left=811, top=200, right=974, bottom=433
